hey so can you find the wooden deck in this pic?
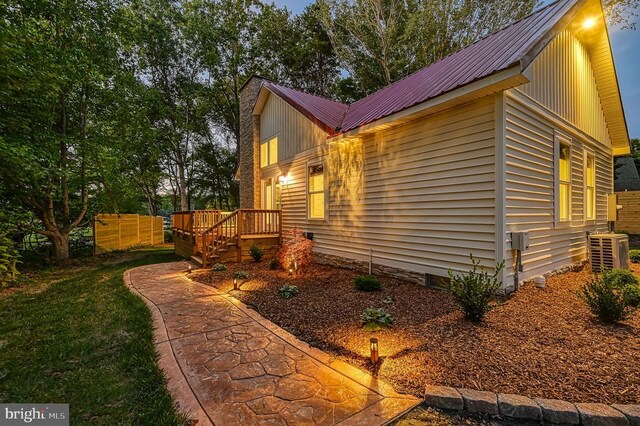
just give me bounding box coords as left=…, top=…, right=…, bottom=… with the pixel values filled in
left=172, top=209, right=282, bottom=267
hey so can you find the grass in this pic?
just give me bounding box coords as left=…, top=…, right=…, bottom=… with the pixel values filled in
left=0, top=247, right=189, bottom=425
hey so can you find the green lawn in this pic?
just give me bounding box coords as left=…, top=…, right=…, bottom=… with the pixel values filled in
left=0, top=247, right=188, bottom=425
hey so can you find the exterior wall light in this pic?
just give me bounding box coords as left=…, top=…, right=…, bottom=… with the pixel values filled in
left=583, top=17, right=596, bottom=29
left=370, top=338, right=379, bottom=365
left=279, top=173, right=289, bottom=186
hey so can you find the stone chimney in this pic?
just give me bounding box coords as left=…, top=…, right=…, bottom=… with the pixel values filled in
left=238, top=76, right=264, bottom=209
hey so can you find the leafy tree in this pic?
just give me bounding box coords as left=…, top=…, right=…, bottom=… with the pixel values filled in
left=318, top=0, right=536, bottom=97
left=0, top=0, right=130, bottom=261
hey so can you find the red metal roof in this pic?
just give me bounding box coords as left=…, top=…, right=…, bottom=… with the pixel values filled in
left=262, top=0, right=579, bottom=136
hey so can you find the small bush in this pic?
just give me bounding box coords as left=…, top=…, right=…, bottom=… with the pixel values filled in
left=277, top=227, right=314, bottom=272
left=602, top=269, right=639, bottom=289
left=629, top=249, right=640, bottom=263
left=164, top=229, right=174, bottom=243
left=623, top=285, right=640, bottom=307
left=232, top=270, right=249, bottom=280
left=212, top=263, right=226, bottom=271
left=446, top=254, right=505, bottom=322
left=361, top=307, right=393, bottom=331
left=249, top=244, right=264, bottom=262
left=355, top=275, right=381, bottom=292
left=578, top=275, right=633, bottom=323
left=277, top=284, right=299, bottom=299
left=269, top=258, right=279, bottom=270
left=0, top=234, right=20, bottom=288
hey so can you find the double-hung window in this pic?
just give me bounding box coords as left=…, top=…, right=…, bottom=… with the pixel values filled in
left=557, top=136, right=571, bottom=223
left=260, top=137, right=278, bottom=168
left=585, top=152, right=596, bottom=221
left=308, top=164, right=325, bottom=220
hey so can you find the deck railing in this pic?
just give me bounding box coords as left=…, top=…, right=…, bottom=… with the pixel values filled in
left=172, top=210, right=232, bottom=248
left=199, top=209, right=282, bottom=267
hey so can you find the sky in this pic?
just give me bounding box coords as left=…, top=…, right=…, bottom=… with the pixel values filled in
left=273, top=0, right=640, bottom=139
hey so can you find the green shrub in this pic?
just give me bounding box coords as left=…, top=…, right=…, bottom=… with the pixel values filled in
left=577, top=275, right=633, bottom=323
left=623, top=285, right=640, bottom=307
left=602, top=269, right=639, bottom=288
left=355, top=275, right=381, bottom=292
left=249, top=244, right=264, bottom=262
left=269, top=258, right=279, bottom=270
left=445, top=255, right=505, bottom=322
left=212, top=263, right=226, bottom=271
left=361, top=307, right=393, bottom=331
left=232, top=270, right=249, bottom=280
left=629, top=249, right=640, bottom=263
left=0, top=234, right=20, bottom=288
left=164, top=230, right=174, bottom=243
left=277, top=284, right=299, bottom=299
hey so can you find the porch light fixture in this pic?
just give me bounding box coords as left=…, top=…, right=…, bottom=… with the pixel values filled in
left=582, top=17, right=596, bottom=29
left=370, top=338, right=379, bottom=365
left=233, top=278, right=239, bottom=290
left=278, top=173, right=289, bottom=186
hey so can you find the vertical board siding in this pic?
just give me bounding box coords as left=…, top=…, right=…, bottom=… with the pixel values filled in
left=259, top=93, right=328, bottom=161
left=519, top=30, right=611, bottom=145
left=276, top=97, right=496, bottom=276
left=615, top=191, right=640, bottom=234
left=504, top=91, right=612, bottom=284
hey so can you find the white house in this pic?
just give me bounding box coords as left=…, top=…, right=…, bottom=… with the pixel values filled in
left=235, top=0, right=630, bottom=290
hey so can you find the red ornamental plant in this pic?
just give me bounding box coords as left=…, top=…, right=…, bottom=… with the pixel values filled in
left=277, top=227, right=314, bottom=272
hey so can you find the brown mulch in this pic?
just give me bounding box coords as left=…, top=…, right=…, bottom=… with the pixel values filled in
left=191, top=261, right=640, bottom=404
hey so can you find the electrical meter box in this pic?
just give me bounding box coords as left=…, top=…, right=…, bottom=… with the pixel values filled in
left=511, top=232, right=530, bottom=251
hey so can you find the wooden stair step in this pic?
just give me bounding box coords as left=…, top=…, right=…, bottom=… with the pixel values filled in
left=190, top=255, right=203, bottom=266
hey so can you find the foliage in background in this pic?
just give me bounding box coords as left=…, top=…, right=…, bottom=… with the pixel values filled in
left=578, top=270, right=636, bottom=323
left=446, top=255, right=505, bottom=322
left=0, top=234, right=20, bottom=288
left=361, top=307, right=393, bottom=331
left=629, top=249, right=640, bottom=263
left=355, top=275, right=381, bottom=292
left=249, top=244, right=265, bottom=262
left=277, top=228, right=314, bottom=272
left=277, top=284, right=299, bottom=299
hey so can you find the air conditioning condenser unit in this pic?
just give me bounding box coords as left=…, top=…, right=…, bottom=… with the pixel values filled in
left=589, top=233, right=629, bottom=273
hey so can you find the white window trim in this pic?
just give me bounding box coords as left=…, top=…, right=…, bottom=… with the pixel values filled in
left=554, top=132, right=572, bottom=227
left=306, top=161, right=328, bottom=222
left=260, top=135, right=279, bottom=169
left=583, top=148, right=596, bottom=222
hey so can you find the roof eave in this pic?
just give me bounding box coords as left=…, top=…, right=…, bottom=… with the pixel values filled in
left=330, top=66, right=527, bottom=141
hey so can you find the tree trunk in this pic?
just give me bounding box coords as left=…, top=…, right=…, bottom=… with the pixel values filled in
left=50, top=231, right=70, bottom=262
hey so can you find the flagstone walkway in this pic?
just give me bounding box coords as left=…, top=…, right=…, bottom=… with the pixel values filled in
left=124, top=262, right=419, bottom=426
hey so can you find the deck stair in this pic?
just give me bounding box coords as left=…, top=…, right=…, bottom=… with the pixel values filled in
left=173, top=209, right=282, bottom=268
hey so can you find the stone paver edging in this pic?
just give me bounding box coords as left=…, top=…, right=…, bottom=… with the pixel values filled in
left=125, top=262, right=419, bottom=425
left=425, top=385, right=639, bottom=425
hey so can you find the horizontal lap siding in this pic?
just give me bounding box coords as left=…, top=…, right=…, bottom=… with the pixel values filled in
left=279, top=97, right=496, bottom=276
left=504, top=92, right=612, bottom=284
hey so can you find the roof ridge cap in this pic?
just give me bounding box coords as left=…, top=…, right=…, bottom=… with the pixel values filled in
left=266, top=81, right=348, bottom=106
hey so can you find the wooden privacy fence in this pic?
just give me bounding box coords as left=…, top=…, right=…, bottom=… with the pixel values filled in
left=615, top=191, right=640, bottom=234
left=94, top=214, right=164, bottom=253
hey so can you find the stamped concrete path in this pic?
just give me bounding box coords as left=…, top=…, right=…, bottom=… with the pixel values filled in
left=124, top=262, right=419, bottom=426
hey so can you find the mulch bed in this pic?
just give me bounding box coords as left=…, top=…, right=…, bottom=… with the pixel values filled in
left=192, top=261, right=640, bottom=404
